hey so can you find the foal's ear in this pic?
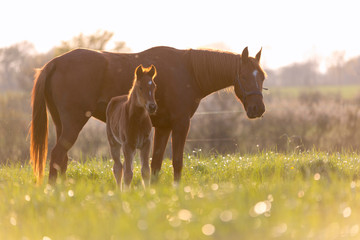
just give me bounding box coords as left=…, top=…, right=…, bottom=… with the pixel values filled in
left=148, top=64, right=157, bottom=79
left=255, top=48, right=262, bottom=62
left=135, top=64, right=144, bottom=78
left=241, top=47, right=249, bottom=64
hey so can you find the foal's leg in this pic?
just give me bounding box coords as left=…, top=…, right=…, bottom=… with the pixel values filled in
left=106, top=123, right=123, bottom=189
left=110, top=143, right=123, bottom=190
left=151, top=127, right=171, bottom=183
left=140, top=139, right=151, bottom=187
left=122, top=145, right=135, bottom=190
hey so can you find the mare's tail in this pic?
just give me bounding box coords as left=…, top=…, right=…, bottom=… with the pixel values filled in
left=30, top=62, right=55, bottom=183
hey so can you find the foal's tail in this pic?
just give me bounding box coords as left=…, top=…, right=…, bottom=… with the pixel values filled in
left=30, top=62, right=55, bottom=182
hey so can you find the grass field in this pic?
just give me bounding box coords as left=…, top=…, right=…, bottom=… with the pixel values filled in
left=1, top=151, right=360, bottom=240
left=267, top=84, right=360, bottom=99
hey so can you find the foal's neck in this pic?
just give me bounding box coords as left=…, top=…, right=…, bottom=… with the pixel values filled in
left=127, top=89, right=146, bottom=120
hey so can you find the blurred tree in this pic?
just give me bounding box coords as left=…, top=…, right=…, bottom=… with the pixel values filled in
left=326, top=51, right=345, bottom=85
left=277, top=61, right=319, bottom=86
left=0, top=42, right=40, bottom=91
left=0, top=30, right=129, bottom=92
left=341, top=56, right=360, bottom=85
left=53, top=30, right=128, bottom=56
left=326, top=52, right=360, bottom=85
left=0, top=42, right=55, bottom=92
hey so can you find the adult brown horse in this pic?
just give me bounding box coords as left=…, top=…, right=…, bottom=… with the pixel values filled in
left=106, top=64, right=157, bottom=190
left=30, top=46, right=266, bottom=183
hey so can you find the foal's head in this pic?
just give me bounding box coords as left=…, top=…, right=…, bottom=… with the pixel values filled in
left=132, top=64, right=158, bottom=114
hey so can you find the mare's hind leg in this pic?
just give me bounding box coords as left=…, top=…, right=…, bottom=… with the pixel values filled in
left=49, top=116, right=88, bottom=184
left=140, top=139, right=151, bottom=187
left=122, top=144, right=135, bottom=190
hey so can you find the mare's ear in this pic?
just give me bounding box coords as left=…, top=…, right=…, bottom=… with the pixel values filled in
left=149, top=64, right=157, bottom=79
left=241, top=47, right=249, bottom=64
left=255, top=48, right=262, bottom=62
left=135, top=64, right=144, bottom=78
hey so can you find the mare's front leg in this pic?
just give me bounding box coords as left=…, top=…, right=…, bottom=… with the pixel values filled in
left=171, top=119, right=190, bottom=183
left=151, top=127, right=171, bottom=183
left=140, top=139, right=151, bottom=187
left=122, top=144, right=135, bottom=190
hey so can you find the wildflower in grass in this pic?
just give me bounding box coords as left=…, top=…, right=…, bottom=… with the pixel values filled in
left=137, top=220, right=148, bottom=230
left=43, top=184, right=54, bottom=195
left=298, top=190, right=305, bottom=198
left=167, top=215, right=181, bottom=227
left=249, top=200, right=272, bottom=217
left=178, top=209, right=192, bottom=222
left=10, top=216, right=17, bottom=226
left=68, top=190, right=74, bottom=197
left=314, top=173, right=321, bottom=181
left=343, top=207, right=351, bottom=218
left=219, top=210, right=233, bottom=222
left=122, top=201, right=131, bottom=214
left=350, top=225, right=359, bottom=237
left=272, top=223, right=287, bottom=238
left=147, top=201, right=156, bottom=209
left=24, top=195, right=31, bottom=202
left=202, top=224, right=215, bottom=236
left=211, top=184, right=219, bottom=191
left=184, top=186, right=191, bottom=193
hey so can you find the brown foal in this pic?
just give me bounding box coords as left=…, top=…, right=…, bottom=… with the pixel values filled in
left=106, top=64, right=157, bottom=190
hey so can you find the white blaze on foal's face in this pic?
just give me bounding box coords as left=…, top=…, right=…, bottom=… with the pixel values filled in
left=148, top=81, right=153, bottom=96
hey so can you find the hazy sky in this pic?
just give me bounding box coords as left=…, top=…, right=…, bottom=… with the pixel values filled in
left=1, top=0, right=359, bottom=70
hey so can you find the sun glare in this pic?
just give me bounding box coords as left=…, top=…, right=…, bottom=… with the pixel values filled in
left=1, top=0, right=359, bottom=70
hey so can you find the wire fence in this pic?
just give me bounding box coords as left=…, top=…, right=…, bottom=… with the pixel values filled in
left=186, top=110, right=244, bottom=143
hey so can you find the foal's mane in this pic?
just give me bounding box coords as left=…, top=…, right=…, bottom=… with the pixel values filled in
left=188, top=49, right=239, bottom=94
left=128, top=66, right=154, bottom=100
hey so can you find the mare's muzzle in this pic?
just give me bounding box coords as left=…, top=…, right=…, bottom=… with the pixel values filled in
left=246, top=99, right=265, bottom=119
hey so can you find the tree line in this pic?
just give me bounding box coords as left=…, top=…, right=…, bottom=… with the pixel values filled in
left=0, top=30, right=359, bottom=164
left=0, top=30, right=128, bottom=92
left=266, top=54, right=360, bottom=86
left=1, top=31, right=359, bottom=93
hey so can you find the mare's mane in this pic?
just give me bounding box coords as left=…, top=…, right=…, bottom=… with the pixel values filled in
left=189, top=49, right=238, bottom=93
left=188, top=48, right=266, bottom=95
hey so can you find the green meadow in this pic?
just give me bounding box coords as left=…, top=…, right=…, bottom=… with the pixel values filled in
left=268, top=84, right=360, bottom=99
left=1, top=151, right=360, bottom=240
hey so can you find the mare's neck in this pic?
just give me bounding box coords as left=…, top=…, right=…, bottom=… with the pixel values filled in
left=189, top=49, right=238, bottom=97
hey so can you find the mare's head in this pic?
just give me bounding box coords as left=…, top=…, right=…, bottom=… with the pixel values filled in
left=133, top=64, right=158, bottom=114
left=234, top=47, right=266, bottom=119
